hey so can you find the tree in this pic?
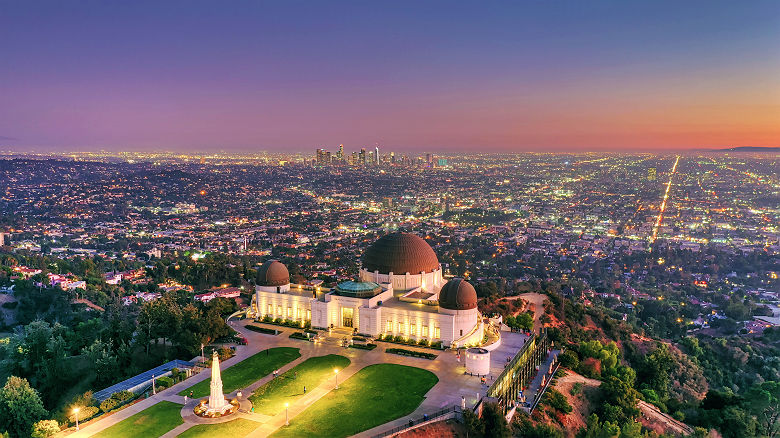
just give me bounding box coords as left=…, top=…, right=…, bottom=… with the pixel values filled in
left=0, top=376, right=48, bottom=438
left=30, top=420, right=59, bottom=438
left=82, top=340, right=119, bottom=387
left=747, top=381, right=780, bottom=438
left=559, top=350, right=580, bottom=370
left=481, top=402, right=510, bottom=438
left=599, top=376, right=639, bottom=425
left=516, top=312, right=534, bottom=331
left=462, top=408, right=483, bottom=436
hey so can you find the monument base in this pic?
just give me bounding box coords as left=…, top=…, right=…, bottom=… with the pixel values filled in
left=193, top=398, right=240, bottom=418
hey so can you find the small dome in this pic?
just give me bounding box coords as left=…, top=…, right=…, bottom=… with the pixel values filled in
left=361, top=232, right=440, bottom=274
left=335, top=281, right=382, bottom=298
left=257, top=260, right=289, bottom=286
left=438, top=278, right=478, bottom=310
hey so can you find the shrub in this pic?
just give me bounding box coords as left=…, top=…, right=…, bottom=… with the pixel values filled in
left=156, top=376, right=174, bottom=388
left=546, top=389, right=572, bottom=414
left=430, top=341, right=443, bottom=349
left=352, top=336, right=366, bottom=342
left=570, top=382, right=583, bottom=396
left=100, top=398, right=119, bottom=413
left=31, top=420, right=59, bottom=438
left=349, top=343, right=377, bottom=350
left=417, top=338, right=429, bottom=347
left=69, top=406, right=99, bottom=423
left=111, top=390, right=134, bottom=402
left=393, top=335, right=404, bottom=343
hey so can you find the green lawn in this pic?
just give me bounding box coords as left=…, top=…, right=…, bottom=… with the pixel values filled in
left=270, top=364, right=438, bottom=438
left=179, top=347, right=301, bottom=398
left=93, top=401, right=183, bottom=438
left=177, top=418, right=260, bottom=438
left=249, top=354, right=351, bottom=415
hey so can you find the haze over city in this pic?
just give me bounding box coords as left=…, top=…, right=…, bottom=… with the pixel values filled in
left=2, top=0, right=779, bottom=153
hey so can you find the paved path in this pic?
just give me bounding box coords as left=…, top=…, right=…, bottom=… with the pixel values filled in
left=73, top=317, right=534, bottom=438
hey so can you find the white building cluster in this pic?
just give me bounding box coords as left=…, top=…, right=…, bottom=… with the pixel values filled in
left=253, top=232, right=484, bottom=348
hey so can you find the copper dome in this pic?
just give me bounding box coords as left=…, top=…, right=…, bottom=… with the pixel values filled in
left=361, top=232, right=440, bottom=275
left=257, top=260, right=289, bottom=286
left=438, top=278, right=478, bottom=310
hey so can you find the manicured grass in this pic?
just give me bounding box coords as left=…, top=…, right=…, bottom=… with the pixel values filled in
left=178, top=347, right=301, bottom=398
left=270, top=364, right=438, bottom=438
left=177, top=418, right=261, bottom=438
left=249, top=354, right=351, bottom=415
left=93, top=401, right=183, bottom=438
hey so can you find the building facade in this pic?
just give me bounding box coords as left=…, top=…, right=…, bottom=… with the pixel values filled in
left=252, top=232, right=484, bottom=347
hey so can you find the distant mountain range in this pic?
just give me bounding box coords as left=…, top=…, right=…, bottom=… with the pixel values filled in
left=713, top=146, right=780, bottom=152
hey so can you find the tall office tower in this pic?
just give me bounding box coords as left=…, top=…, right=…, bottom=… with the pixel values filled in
left=426, top=153, right=433, bottom=167
left=316, top=148, right=325, bottom=164
left=325, top=151, right=332, bottom=164
left=351, top=151, right=358, bottom=165
left=337, top=144, right=344, bottom=162
left=648, top=167, right=657, bottom=181
left=390, top=152, right=395, bottom=163
left=374, top=146, right=380, bottom=165
left=368, top=150, right=375, bottom=165
left=359, top=148, right=367, bottom=165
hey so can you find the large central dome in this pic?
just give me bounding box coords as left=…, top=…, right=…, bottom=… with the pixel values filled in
left=257, top=260, right=290, bottom=286
left=362, top=232, right=440, bottom=275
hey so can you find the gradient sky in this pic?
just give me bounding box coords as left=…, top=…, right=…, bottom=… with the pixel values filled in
left=1, top=1, right=779, bottom=153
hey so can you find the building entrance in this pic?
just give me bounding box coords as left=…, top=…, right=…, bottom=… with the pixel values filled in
left=342, top=307, right=354, bottom=328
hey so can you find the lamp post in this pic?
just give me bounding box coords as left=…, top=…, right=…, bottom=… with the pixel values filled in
left=285, top=402, right=289, bottom=426
left=334, top=368, right=339, bottom=389
left=73, top=407, right=80, bottom=431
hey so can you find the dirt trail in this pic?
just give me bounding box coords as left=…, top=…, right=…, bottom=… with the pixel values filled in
left=503, top=293, right=547, bottom=333
left=638, top=400, right=694, bottom=436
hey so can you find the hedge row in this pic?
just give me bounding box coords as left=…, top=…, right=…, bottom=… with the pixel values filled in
left=385, top=348, right=437, bottom=360
left=349, top=343, right=377, bottom=351
left=246, top=325, right=281, bottom=335
left=259, top=316, right=312, bottom=329
left=377, top=334, right=444, bottom=350
left=289, top=332, right=313, bottom=341
left=99, top=390, right=136, bottom=413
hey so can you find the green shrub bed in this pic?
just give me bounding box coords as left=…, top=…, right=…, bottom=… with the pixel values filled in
left=349, top=343, right=377, bottom=351
left=258, top=316, right=312, bottom=329
left=246, top=325, right=281, bottom=335
left=376, top=334, right=444, bottom=350
left=385, top=348, right=437, bottom=360
left=289, top=332, right=313, bottom=341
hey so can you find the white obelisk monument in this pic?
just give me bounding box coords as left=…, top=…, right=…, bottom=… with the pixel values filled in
left=206, top=350, right=230, bottom=414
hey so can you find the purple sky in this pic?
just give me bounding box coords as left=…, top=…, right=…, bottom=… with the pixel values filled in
left=1, top=1, right=778, bottom=153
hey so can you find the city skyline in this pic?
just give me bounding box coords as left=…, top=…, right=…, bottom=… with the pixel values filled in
left=2, top=0, right=779, bottom=153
